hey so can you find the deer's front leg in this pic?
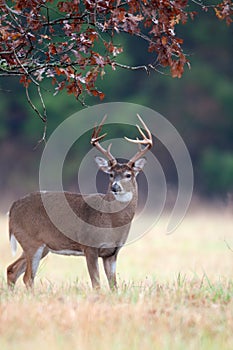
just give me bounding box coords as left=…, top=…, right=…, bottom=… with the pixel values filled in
left=103, top=253, right=118, bottom=290
left=85, top=247, right=100, bottom=289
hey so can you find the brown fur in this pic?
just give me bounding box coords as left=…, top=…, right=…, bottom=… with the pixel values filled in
left=7, top=163, right=141, bottom=290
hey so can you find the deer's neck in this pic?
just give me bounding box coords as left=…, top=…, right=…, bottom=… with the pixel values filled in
left=104, top=185, right=138, bottom=217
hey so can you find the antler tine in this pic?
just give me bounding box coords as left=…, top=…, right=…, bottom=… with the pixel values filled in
left=95, top=114, right=108, bottom=136
left=137, top=113, right=152, bottom=139
left=107, top=143, right=113, bottom=153
left=125, top=114, right=152, bottom=145
left=137, top=138, right=142, bottom=152
left=90, top=115, right=117, bottom=165
left=126, top=114, right=153, bottom=166
left=91, top=114, right=107, bottom=140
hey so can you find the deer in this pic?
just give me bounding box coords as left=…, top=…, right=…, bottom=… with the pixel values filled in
left=7, top=115, right=152, bottom=290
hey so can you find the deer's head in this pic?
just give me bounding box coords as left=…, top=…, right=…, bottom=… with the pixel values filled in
left=91, top=115, right=152, bottom=203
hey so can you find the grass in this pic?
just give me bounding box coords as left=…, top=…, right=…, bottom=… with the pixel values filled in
left=0, top=205, right=233, bottom=350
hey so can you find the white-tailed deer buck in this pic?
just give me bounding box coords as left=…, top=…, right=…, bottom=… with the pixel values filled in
left=7, top=115, right=152, bottom=289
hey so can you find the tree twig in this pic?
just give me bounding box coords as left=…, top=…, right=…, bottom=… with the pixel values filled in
left=224, top=238, right=233, bottom=252
left=113, top=62, right=150, bottom=75
left=25, top=86, right=46, bottom=123
left=33, top=122, right=47, bottom=150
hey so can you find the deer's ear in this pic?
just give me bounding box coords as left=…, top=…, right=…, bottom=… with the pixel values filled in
left=95, top=156, right=111, bottom=173
left=133, top=158, right=147, bottom=175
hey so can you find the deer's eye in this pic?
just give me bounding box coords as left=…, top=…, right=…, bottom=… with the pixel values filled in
left=109, top=173, right=114, bottom=178
left=125, top=173, right=131, bottom=179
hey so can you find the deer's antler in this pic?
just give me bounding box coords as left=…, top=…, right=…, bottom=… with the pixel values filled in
left=91, top=115, right=117, bottom=166
left=125, top=114, right=153, bottom=166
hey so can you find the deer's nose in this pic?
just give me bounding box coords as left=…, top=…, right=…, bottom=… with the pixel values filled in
left=111, top=182, right=122, bottom=193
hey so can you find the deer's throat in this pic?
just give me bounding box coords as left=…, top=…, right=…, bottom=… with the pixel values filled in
left=113, top=191, right=133, bottom=203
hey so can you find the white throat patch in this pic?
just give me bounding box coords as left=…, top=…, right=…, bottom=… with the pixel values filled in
left=113, top=191, right=133, bottom=203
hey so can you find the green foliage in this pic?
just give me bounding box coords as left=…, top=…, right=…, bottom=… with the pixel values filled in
left=199, top=149, right=233, bottom=194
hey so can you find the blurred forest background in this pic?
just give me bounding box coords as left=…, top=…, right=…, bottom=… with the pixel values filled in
left=0, top=9, right=232, bottom=212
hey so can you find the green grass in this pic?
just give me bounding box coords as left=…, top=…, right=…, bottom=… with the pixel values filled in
left=0, top=275, right=232, bottom=350
left=0, top=206, right=233, bottom=349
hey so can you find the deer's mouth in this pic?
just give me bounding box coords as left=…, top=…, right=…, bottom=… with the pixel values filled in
left=111, top=181, right=133, bottom=202
left=112, top=189, right=133, bottom=203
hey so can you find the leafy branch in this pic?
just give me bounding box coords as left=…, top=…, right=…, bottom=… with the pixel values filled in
left=0, top=0, right=232, bottom=129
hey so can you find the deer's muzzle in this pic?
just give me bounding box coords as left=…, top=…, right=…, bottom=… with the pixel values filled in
left=111, top=182, right=122, bottom=193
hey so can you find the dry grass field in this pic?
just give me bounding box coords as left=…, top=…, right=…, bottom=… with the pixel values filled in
left=0, top=204, right=233, bottom=350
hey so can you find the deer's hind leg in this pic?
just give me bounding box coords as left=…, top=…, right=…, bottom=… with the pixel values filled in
left=7, top=245, right=49, bottom=288
left=7, top=253, right=27, bottom=287
left=23, top=244, right=48, bottom=288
